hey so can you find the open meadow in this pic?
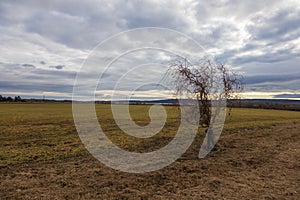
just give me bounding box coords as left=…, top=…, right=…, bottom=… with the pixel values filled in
left=1, top=103, right=300, bottom=199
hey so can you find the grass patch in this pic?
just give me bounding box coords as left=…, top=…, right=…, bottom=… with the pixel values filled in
left=1, top=103, right=300, bottom=167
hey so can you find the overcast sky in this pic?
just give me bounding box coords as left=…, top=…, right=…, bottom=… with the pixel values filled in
left=1, top=0, right=300, bottom=100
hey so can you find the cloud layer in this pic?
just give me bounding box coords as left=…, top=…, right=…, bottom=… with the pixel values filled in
left=0, top=0, right=300, bottom=99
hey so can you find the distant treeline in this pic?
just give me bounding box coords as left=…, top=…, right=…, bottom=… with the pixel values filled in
left=0, top=95, right=71, bottom=103
left=1, top=95, right=300, bottom=111
left=96, top=99, right=300, bottom=111
left=228, top=99, right=300, bottom=111
left=0, top=95, right=24, bottom=102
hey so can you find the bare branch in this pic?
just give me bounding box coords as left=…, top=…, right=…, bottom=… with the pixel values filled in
left=166, top=56, right=243, bottom=127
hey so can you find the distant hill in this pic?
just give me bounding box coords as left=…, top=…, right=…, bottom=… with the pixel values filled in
left=1, top=94, right=300, bottom=111
left=96, top=98, right=300, bottom=111
left=230, top=99, right=300, bottom=111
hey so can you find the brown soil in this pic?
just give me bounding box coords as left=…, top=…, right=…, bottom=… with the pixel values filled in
left=1, top=123, right=299, bottom=199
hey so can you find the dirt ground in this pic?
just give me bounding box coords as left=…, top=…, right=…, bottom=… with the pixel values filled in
left=1, top=122, right=299, bottom=199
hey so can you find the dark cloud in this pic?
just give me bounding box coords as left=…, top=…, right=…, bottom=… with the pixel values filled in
left=21, top=64, right=36, bottom=68
left=233, top=50, right=299, bottom=65
left=273, top=94, right=300, bottom=99
left=49, top=65, right=64, bottom=70
left=244, top=74, right=300, bottom=85
left=243, top=73, right=300, bottom=92
left=0, top=63, right=76, bottom=95
left=0, top=81, right=73, bottom=93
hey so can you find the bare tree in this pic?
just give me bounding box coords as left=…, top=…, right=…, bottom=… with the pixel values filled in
left=167, top=56, right=243, bottom=128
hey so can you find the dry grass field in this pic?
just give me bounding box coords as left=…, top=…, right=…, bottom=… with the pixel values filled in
left=0, top=103, right=300, bottom=199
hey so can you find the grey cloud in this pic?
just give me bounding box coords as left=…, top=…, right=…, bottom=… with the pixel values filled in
left=247, top=7, right=300, bottom=42
left=21, top=63, right=36, bottom=68
left=0, top=80, right=73, bottom=93
left=23, top=69, right=76, bottom=80
left=1, top=1, right=191, bottom=49
left=244, top=73, right=300, bottom=92
left=233, top=51, right=298, bottom=65
left=246, top=78, right=300, bottom=92
left=238, top=57, right=300, bottom=75
left=24, top=10, right=89, bottom=49
left=195, top=0, right=283, bottom=21
left=127, top=83, right=170, bottom=92
left=17, top=0, right=147, bottom=49
left=205, top=2, right=300, bottom=68
left=49, top=65, right=64, bottom=70
left=1, top=0, right=300, bottom=99
left=0, top=61, right=113, bottom=92
left=273, top=94, right=300, bottom=99
left=123, top=1, right=188, bottom=29
left=231, top=5, right=300, bottom=65
left=247, top=84, right=297, bottom=92
left=1, top=62, right=73, bottom=91
left=244, top=74, right=300, bottom=85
